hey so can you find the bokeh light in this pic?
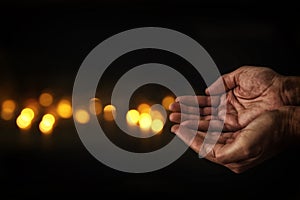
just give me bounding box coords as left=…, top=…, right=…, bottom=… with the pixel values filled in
left=137, top=103, right=150, bottom=114
left=89, top=98, right=102, bottom=115
left=39, top=114, right=56, bottom=134
left=24, top=99, right=40, bottom=117
left=16, top=108, right=35, bottom=130
left=75, top=109, right=90, bottom=124
left=57, top=99, right=72, bottom=119
left=39, top=92, right=53, bottom=107
left=21, top=108, right=35, bottom=121
left=162, top=96, right=175, bottom=110
left=151, top=119, right=164, bottom=133
left=1, top=99, right=17, bottom=120
left=139, top=113, right=152, bottom=130
left=103, top=104, right=116, bottom=121
left=126, top=109, right=140, bottom=125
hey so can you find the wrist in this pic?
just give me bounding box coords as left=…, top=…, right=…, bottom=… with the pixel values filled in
left=280, top=76, right=300, bottom=106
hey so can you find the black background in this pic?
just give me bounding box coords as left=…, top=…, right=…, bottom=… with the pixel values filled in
left=1, top=0, right=300, bottom=198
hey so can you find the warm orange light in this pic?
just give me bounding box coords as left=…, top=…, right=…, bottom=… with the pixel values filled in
left=39, top=92, right=53, bottom=107
left=103, top=105, right=116, bottom=121
left=89, top=98, right=102, bottom=115
left=24, top=99, right=39, bottom=117
left=1, top=99, right=17, bottom=120
left=162, top=96, right=175, bottom=110
left=16, top=108, right=35, bottom=130
left=137, top=103, right=150, bottom=114
left=56, top=99, right=72, bottom=119
left=75, top=109, right=90, bottom=124
left=21, top=108, right=35, bottom=121
left=39, top=114, right=56, bottom=134
left=16, top=115, right=32, bottom=129
left=126, top=109, right=140, bottom=125
left=150, top=110, right=165, bottom=121
left=139, top=113, right=152, bottom=130
left=151, top=119, right=164, bottom=133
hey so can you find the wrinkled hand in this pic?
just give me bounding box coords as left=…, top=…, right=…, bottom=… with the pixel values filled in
left=170, top=66, right=287, bottom=131
left=170, top=107, right=294, bottom=173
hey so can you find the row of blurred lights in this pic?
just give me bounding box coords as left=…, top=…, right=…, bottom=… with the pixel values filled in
left=1, top=91, right=175, bottom=135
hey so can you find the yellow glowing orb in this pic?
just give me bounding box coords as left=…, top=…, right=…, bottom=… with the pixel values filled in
left=39, top=92, right=53, bottom=107
left=1, top=99, right=17, bottom=120
left=42, top=113, right=56, bottom=124
left=24, top=99, right=40, bottom=116
left=139, top=113, right=152, bottom=130
left=57, top=99, right=72, bottom=119
left=75, top=109, right=90, bottom=124
left=89, top=98, right=102, bottom=115
left=126, top=109, right=140, bottom=125
left=39, top=113, right=56, bottom=134
left=16, top=115, right=32, bottom=129
left=103, top=105, right=116, bottom=121
left=137, top=103, right=150, bottom=114
left=21, top=108, right=35, bottom=121
left=151, top=119, right=164, bottom=133
left=162, top=96, right=175, bottom=110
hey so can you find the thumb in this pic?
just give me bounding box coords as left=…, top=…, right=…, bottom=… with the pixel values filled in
left=205, top=70, right=239, bottom=95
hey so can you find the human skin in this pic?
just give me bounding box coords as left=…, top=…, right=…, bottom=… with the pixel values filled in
left=169, top=66, right=300, bottom=131
left=170, top=106, right=300, bottom=173
left=168, top=66, right=300, bottom=173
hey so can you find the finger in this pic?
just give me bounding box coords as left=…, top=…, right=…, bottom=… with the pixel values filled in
left=169, top=102, right=217, bottom=115
left=205, top=70, right=239, bottom=95
left=175, top=96, right=220, bottom=107
left=170, top=124, right=203, bottom=154
left=180, top=119, right=232, bottom=132
left=213, top=133, right=253, bottom=164
left=169, top=113, right=214, bottom=123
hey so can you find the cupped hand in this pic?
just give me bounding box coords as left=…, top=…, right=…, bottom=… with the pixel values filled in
left=170, top=108, right=293, bottom=173
left=169, top=66, right=287, bottom=131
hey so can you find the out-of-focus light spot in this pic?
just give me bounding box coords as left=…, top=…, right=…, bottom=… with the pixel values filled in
left=162, top=96, right=175, bottom=110
left=39, top=114, right=55, bottom=134
left=1, top=99, right=17, bottom=120
left=24, top=99, right=39, bottom=117
left=103, top=105, right=116, bottom=121
left=151, top=119, right=164, bottom=133
left=21, top=108, right=35, bottom=121
left=126, top=109, right=140, bottom=125
left=57, top=99, right=72, bottom=119
left=150, top=110, right=165, bottom=122
left=139, top=113, right=152, bottom=130
left=137, top=103, right=150, bottom=114
left=16, top=107, right=35, bottom=130
left=75, top=109, right=90, bottom=124
left=42, top=113, right=56, bottom=124
left=16, top=115, right=32, bottom=129
left=39, top=92, right=53, bottom=107
left=89, top=98, right=102, bottom=115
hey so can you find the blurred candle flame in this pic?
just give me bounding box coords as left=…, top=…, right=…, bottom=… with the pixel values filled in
left=103, top=105, right=116, bottom=121
left=1, top=99, right=17, bottom=120
left=57, top=99, right=72, bottom=119
left=162, top=96, right=175, bottom=110
left=39, top=113, right=55, bottom=134
left=138, top=113, right=152, bottom=130
left=39, top=92, right=54, bottom=107
left=89, top=98, right=102, bottom=115
left=126, top=109, right=140, bottom=125
left=75, top=109, right=90, bottom=124
left=16, top=108, right=35, bottom=130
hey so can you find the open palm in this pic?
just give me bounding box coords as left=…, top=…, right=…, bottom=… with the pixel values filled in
left=169, top=66, right=287, bottom=131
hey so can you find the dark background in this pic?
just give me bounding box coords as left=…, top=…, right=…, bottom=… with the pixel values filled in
left=1, top=0, right=300, bottom=198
